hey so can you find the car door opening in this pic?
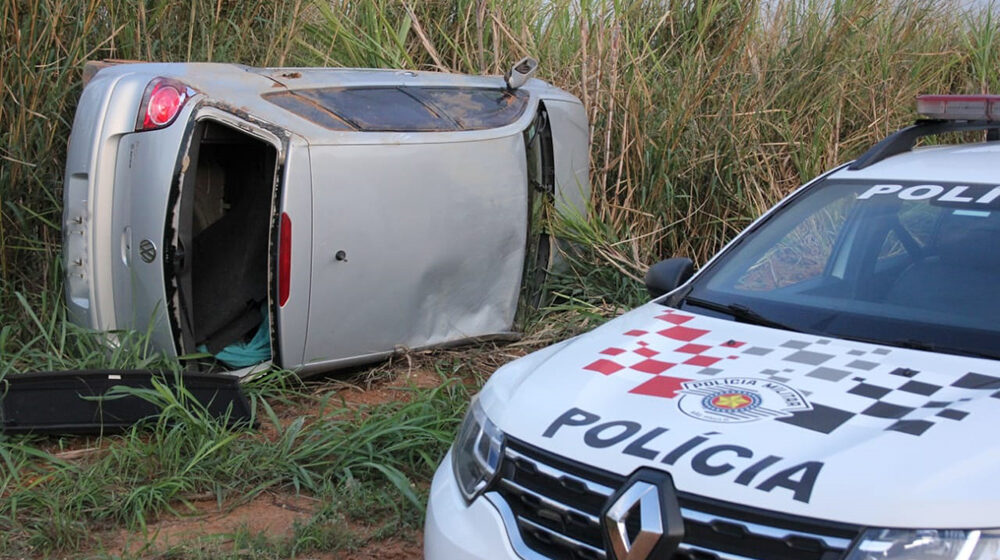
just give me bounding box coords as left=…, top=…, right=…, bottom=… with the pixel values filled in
left=172, top=119, right=278, bottom=368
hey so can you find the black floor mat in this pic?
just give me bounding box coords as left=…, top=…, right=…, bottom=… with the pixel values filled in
left=0, top=370, right=254, bottom=434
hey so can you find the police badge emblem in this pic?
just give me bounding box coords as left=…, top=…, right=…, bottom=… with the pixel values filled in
left=678, top=378, right=812, bottom=423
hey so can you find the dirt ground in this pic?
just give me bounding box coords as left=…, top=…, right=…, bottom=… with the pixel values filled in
left=108, top=491, right=423, bottom=559
left=98, top=343, right=537, bottom=560
left=102, top=363, right=447, bottom=559
left=6, top=327, right=586, bottom=559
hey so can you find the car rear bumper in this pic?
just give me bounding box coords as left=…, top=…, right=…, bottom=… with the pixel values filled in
left=424, top=450, right=524, bottom=560
left=63, top=67, right=189, bottom=356
left=63, top=70, right=136, bottom=331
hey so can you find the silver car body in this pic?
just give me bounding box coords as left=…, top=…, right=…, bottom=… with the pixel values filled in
left=63, top=63, right=589, bottom=374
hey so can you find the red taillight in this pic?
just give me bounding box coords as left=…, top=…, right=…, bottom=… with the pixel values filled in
left=136, top=78, right=193, bottom=131
left=279, top=212, right=291, bottom=307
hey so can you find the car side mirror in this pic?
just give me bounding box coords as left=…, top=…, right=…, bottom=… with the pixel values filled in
left=505, top=57, right=538, bottom=90
left=644, top=258, right=694, bottom=299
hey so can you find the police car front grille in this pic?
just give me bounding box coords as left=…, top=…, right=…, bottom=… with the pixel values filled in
left=490, top=438, right=859, bottom=560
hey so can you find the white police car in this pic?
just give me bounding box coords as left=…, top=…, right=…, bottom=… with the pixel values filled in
left=424, top=95, right=1000, bottom=560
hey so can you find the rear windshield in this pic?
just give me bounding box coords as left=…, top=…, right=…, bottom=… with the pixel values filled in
left=262, top=86, right=529, bottom=132
left=681, top=180, right=1000, bottom=359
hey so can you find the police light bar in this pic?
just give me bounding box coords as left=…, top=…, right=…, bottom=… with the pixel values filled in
left=916, top=94, right=1000, bottom=122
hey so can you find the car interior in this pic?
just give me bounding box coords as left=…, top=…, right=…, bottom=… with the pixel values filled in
left=174, top=120, right=278, bottom=358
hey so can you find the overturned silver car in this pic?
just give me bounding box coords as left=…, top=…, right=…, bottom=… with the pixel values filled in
left=63, top=61, right=589, bottom=375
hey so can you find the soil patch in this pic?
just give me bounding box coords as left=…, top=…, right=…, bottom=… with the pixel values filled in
left=339, top=532, right=423, bottom=560
left=110, top=493, right=319, bottom=556
left=14, top=342, right=538, bottom=559
left=101, top=356, right=469, bottom=559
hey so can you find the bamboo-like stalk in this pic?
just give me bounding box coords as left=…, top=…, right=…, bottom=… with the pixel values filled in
left=1, top=0, right=998, bottom=316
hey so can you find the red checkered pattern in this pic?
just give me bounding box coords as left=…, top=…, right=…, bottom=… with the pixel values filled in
left=677, top=343, right=711, bottom=354
left=581, top=310, right=746, bottom=399
left=655, top=313, right=694, bottom=325
left=683, top=355, right=722, bottom=367
left=635, top=347, right=659, bottom=358
left=583, top=359, right=624, bottom=375
left=630, top=376, right=688, bottom=398
left=631, top=359, right=676, bottom=374
left=658, top=325, right=711, bottom=342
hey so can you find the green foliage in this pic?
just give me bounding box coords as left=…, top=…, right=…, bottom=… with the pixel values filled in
left=0, top=291, right=177, bottom=376
left=1, top=0, right=999, bottom=555
left=0, top=365, right=470, bottom=555
left=3, top=0, right=999, bottom=323
left=0, top=0, right=307, bottom=312
left=295, top=0, right=999, bottom=288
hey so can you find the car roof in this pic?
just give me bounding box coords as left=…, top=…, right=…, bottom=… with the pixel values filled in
left=93, top=62, right=579, bottom=143
left=830, top=140, right=1000, bottom=184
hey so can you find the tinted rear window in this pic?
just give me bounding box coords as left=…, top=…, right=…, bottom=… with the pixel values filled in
left=264, top=92, right=353, bottom=131
left=262, top=86, right=529, bottom=132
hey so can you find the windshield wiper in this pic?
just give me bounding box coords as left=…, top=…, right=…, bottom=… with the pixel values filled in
left=682, top=296, right=801, bottom=333
left=838, top=335, right=1000, bottom=361
left=679, top=298, right=1000, bottom=361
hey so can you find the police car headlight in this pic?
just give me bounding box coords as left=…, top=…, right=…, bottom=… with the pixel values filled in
left=451, top=397, right=504, bottom=503
left=846, top=528, right=1000, bottom=559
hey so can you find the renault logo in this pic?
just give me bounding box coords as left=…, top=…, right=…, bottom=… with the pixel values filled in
left=602, top=470, right=684, bottom=560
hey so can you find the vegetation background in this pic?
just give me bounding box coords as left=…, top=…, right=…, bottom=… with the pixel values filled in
left=1, top=0, right=998, bottom=557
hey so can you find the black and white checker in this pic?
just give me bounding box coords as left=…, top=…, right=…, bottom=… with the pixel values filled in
left=740, top=338, right=995, bottom=436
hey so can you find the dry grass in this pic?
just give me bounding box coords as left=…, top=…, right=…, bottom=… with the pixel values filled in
left=300, top=0, right=998, bottom=296
left=3, top=0, right=998, bottom=312
left=1, top=1, right=999, bottom=555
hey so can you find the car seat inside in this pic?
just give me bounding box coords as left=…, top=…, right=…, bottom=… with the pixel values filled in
left=177, top=120, right=277, bottom=362
left=884, top=214, right=1000, bottom=318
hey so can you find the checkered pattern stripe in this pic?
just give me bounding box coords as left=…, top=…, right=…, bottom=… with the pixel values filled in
left=583, top=310, right=745, bottom=399
left=582, top=309, right=998, bottom=437
left=775, top=367, right=986, bottom=436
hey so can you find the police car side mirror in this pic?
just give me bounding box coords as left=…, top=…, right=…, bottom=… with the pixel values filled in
left=645, top=258, right=694, bottom=299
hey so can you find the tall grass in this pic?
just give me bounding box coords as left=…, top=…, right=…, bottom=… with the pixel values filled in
left=295, top=0, right=999, bottom=301
left=3, top=0, right=998, bottom=318
left=1, top=0, right=998, bottom=555
left=0, top=0, right=307, bottom=316
left=0, top=366, right=469, bottom=555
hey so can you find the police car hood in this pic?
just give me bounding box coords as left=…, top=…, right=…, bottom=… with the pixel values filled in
left=479, top=303, right=1000, bottom=528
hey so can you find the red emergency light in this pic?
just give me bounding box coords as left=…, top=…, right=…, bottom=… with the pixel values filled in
left=916, top=94, right=1000, bottom=122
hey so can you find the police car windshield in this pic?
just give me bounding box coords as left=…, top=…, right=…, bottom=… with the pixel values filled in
left=682, top=179, right=1000, bottom=360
